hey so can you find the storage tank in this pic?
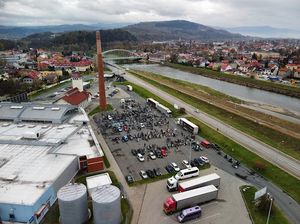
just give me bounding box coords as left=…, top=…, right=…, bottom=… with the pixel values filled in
left=92, top=185, right=121, bottom=224
left=57, top=183, right=88, bottom=224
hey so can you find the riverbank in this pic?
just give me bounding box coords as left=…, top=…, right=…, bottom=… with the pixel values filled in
left=128, top=69, right=300, bottom=161
left=164, top=63, right=300, bottom=99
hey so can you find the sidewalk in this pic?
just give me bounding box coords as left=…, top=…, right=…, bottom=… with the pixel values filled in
left=90, top=118, right=146, bottom=224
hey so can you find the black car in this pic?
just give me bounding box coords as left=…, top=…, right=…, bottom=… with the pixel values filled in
left=125, top=175, right=134, bottom=184
left=153, top=168, right=162, bottom=176
left=165, top=164, right=174, bottom=173
left=228, top=158, right=233, bottom=163
left=146, top=169, right=155, bottom=178
left=190, top=160, right=197, bottom=167
left=212, top=143, right=221, bottom=151
left=155, top=149, right=163, bottom=158
left=131, top=149, right=137, bottom=156
left=194, top=158, right=204, bottom=167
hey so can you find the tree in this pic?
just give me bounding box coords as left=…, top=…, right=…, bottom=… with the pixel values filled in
left=252, top=53, right=258, bottom=60
left=170, top=54, right=178, bottom=63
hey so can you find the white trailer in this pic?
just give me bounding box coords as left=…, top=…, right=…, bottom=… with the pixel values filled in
left=178, top=118, right=199, bottom=135
left=178, top=173, right=221, bottom=192
left=163, top=185, right=218, bottom=214
left=127, top=85, right=133, bottom=91
left=156, top=103, right=172, bottom=115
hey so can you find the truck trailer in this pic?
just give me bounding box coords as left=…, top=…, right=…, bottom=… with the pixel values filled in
left=163, top=185, right=218, bottom=214
left=178, top=173, right=221, bottom=192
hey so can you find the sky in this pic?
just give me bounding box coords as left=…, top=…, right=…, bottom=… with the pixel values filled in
left=0, top=0, right=299, bottom=30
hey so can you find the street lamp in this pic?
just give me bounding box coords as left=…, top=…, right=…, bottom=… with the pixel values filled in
left=266, top=197, right=273, bottom=224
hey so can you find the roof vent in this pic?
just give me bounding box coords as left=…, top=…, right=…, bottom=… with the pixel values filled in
left=10, top=106, right=23, bottom=109
left=33, top=106, right=45, bottom=110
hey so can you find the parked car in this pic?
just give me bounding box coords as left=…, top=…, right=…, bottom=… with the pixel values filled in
left=153, top=168, right=162, bottom=176
left=107, top=115, right=112, bottom=120
left=155, top=149, right=163, bottom=158
left=122, top=135, right=129, bottom=142
left=125, top=175, right=134, bottom=184
left=123, top=125, right=129, bottom=132
left=182, top=160, right=192, bottom=168
left=146, top=169, right=155, bottom=178
left=161, top=147, right=168, bottom=157
left=190, top=160, right=197, bottom=167
left=199, top=156, right=209, bottom=164
left=165, top=164, right=174, bottom=173
left=137, top=153, right=145, bottom=162
left=149, top=151, right=156, bottom=160
left=171, top=162, right=180, bottom=172
left=131, top=149, right=137, bottom=156
left=211, top=143, right=220, bottom=150
left=228, top=158, right=233, bottom=163
left=139, top=170, right=148, bottom=179
left=194, top=158, right=204, bottom=167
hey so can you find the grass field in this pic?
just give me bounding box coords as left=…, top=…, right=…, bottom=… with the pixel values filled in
left=165, top=63, right=300, bottom=98
left=240, top=185, right=290, bottom=224
left=186, top=116, right=300, bottom=204
left=114, top=81, right=185, bottom=118
left=128, top=70, right=300, bottom=161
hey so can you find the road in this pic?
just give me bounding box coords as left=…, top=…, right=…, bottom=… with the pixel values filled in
left=123, top=72, right=300, bottom=180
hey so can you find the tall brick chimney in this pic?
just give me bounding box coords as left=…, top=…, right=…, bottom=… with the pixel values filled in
left=96, top=31, right=107, bottom=110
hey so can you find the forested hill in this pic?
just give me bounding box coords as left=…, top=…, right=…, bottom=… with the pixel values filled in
left=0, top=29, right=137, bottom=51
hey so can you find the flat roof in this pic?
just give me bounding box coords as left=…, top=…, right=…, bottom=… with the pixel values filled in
left=0, top=105, right=103, bottom=206
left=180, top=173, right=220, bottom=189
left=86, top=173, right=112, bottom=190
left=0, top=144, right=76, bottom=205
left=173, top=185, right=218, bottom=201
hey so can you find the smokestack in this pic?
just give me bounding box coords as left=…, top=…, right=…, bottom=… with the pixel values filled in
left=96, top=31, right=107, bottom=110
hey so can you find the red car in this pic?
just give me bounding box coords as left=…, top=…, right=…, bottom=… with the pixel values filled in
left=200, top=140, right=211, bottom=148
left=161, top=147, right=168, bottom=157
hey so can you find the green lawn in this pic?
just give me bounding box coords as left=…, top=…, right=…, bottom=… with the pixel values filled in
left=165, top=63, right=300, bottom=98
left=240, top=185, right=290, bottom=224
left=128, top=70, right=300, bottom=161
left=186, top=116, right=300, bottom=204
left=114, top=81, right=185, bottom=118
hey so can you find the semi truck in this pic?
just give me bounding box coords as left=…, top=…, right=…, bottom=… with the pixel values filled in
left=163, top=185, right=218, bottom=214
left=167, top=167, right=199, bottom=191
left=178, top=173, right=220, bottom=192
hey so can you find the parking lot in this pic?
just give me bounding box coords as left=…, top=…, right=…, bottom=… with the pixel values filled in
left=138, top=167, right=251, bottom=224
left=93, top=86, right=211, bottom=181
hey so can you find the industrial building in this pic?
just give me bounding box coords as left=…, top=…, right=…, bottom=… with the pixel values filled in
left=0, top=102, right=103, bottom=224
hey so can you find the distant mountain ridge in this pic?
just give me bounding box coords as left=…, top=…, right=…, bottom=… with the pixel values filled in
left=123, top=20, right=245, bottom=41
left=225, top=26, right=300, bottom=38
left=0, top=23, right=130, bottom=39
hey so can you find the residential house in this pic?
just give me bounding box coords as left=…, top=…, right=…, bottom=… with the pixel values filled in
left=56, top=87, right=91, bottom=108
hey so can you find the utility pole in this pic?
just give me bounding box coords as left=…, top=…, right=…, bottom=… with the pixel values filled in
left=266, top=197, right=273, bottom=224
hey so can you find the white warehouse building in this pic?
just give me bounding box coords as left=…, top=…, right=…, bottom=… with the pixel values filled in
left=0, top=102, right=103, bottom=223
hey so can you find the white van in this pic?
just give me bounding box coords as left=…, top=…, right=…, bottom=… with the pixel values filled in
left=167, top=167, right=199, bottom=191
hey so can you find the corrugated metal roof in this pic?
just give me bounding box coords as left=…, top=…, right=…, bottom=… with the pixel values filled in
left=0, top=102, right=77, bottom=123
left=57, top=183, right=87, bottom=201
left=92, top=185, right=120, bottom=203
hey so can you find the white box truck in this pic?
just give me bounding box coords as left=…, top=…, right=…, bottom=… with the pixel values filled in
left=163, top=185, right=218, bottom=214
left=178, top=173, right=221, bottom=192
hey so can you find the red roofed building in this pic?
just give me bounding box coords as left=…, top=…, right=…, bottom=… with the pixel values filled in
left=56, top=87, right=91, bottom=108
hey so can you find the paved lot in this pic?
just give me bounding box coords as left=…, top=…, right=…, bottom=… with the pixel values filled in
left=138, top=167, right=251, bottom=224
left=94, top=87, right=207, bottom=181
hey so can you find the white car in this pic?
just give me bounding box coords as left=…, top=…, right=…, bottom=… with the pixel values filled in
left=200, top=156, right=209, bottom=164
left=182, top=160, right=192, bottom=168
left=139, top=170, right=148, bottom=179
left=149, top=152, right=156, bottom=160
left=171, top=162, right=180, bottom=172
left=107, top=115, right=113, bottom=120
left=137, top=153, right=145, bottom=162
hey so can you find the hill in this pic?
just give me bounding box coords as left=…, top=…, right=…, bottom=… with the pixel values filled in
left=0, top=29, right=137, bottom=51
left=123, top=20, right=244, bottom=41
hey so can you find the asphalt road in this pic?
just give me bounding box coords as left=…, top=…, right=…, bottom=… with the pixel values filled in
left=123, top=71, right=300, bottom=180
left=106, top=64, right=300, bottom=223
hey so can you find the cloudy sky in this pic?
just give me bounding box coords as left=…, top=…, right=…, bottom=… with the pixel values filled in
left=0, top=0, right=299, bottom=29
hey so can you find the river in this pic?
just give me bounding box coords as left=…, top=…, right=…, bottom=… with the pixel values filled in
left=125, top=64, right=300, bottom=122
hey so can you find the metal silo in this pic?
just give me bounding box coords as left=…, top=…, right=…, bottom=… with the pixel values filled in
left=57, top=183, right=89, bottom=224
left=92, top=185, right=121, bottom=224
